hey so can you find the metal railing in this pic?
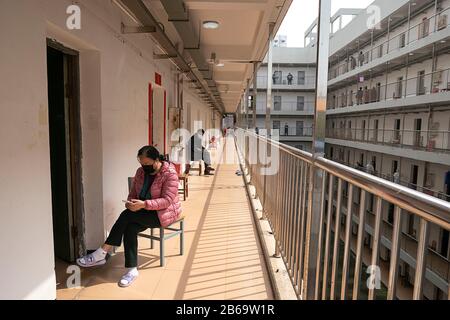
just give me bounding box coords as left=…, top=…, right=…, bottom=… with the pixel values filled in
left=257, top=75, right=317, bottom=87
left=346, top=163, right=450, bottom=204
left=327, top=68, right=450, bottom=109
left=326, top=127, right=450, bottom=153
left=273, top=127, right=314, bottom=137
left=235, top=128, right=450, bottom=300
left=329, top=6, right=450, bottom=80
left=256, top=101, right=315, bottom=113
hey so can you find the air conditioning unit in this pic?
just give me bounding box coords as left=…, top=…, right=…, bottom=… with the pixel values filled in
left=438, top=14, right=448, bottom=30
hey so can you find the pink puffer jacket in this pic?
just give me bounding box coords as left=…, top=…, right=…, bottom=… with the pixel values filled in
left=128, top=161, right=182, bottom=227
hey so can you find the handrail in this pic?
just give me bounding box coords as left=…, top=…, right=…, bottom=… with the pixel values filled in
left=244, top=129, right=450, bottom=229
left=236, top=128, right=450, bottom=299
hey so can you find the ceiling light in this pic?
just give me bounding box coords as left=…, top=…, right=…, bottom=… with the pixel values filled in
left=440, top=40, right=447, bottom=43
left=409, top=53, right=414, bottom=56
left=203, top=21, right=219, bottom=29
left=216, top=62, right=225, bottom=67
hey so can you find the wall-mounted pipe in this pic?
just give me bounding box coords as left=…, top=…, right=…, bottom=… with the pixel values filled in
left=119, top=0, right=224, bottom=113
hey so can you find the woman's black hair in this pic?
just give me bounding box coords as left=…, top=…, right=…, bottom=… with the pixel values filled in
left=137, top=145, right=166, bottom=161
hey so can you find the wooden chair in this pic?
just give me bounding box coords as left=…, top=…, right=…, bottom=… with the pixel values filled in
left=128, top=177, right=184, bottom=267
left=178, top=173, right=188, bottom=201
left=188, top=161, right=202, bottom=176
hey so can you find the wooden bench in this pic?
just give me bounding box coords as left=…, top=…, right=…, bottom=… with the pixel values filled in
left=128, top=177, right=184, bottom=267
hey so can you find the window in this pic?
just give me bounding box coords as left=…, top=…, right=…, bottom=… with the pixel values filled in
left=391, top=160, right=398, bottom=174
left=394, top=119, right=401, bottom=142
left=296, top=96, right=305, bottom=111
left=419, top=17, right=430, bottom=39
left=296, top=121, right=304, bottom=136
left=410, top=165, right=419, bottom=190
left=297, top=71, right=305, bottom=85
left=417, top=70, right=426, bottom=95
left=377, top=43, right=383, bottom=58
left=387, top=204, right=394, bottom=224
left=272, top=120, right=280, bottom=130
left=373, top=119, right=379, bottom=141
left=274, top=96, right=281, bottom=111
left=399, top=33, right=406, bottom=48
left=395, top=77, right=403, bottom=98
left=361, top=120, right=365, bottom=140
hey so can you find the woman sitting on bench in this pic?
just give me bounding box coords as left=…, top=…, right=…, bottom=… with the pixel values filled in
left=76, top=145, right=182, bottom=287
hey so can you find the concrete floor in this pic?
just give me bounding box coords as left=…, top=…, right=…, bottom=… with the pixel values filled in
left=55, top=143, right=274, bottom=300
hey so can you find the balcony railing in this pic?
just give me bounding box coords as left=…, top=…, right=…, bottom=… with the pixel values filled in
left=257, top=75, right=317, bottom=87
left=326, top=127, right=450, bottom=153
left=235, top=128, right=450, bottom=300
left=255, top=101, right=315, bottom=113
left=273, top=127, right=314, bottom=137
left=327, top=68, right=450, bottom=110
left=329, top=6, right=450, bottom=80
left=344, top=162, right=450, bottom=203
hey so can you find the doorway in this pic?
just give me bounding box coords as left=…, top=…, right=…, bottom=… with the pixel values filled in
left=414, top=118, right=422, bottom=147
left=47, top=39, right=83, bottom=263
left=410, top=164, right=419, bottom=190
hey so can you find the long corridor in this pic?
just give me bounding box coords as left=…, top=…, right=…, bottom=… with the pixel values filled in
left=56, top=141, right=273, bottom=300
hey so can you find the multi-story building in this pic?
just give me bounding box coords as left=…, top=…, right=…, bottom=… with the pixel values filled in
left=249, top=0, right=450, bottom=300
left=320, top=0, right=450, bottom=299
left=254, top=46, right=316, bottom=151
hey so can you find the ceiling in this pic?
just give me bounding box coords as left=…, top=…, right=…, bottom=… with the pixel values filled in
left=144, top=0, right=293, bottom=113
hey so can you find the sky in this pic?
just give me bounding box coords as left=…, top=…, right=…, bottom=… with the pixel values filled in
left=277, top=0, right=375, bottom=47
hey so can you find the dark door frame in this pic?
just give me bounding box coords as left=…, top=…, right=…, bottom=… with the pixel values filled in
left=47, top=38, right=84, bottom=260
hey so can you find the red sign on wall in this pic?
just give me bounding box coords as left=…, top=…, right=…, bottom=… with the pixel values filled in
left=155, top=72, right=162, bottom=86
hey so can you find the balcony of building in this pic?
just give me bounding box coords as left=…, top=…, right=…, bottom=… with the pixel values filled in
left=327, top=67, right=450, bottom=115
left=325, top=126, right=450, bottom=167
left=326, top=127, right=450, bottom=153
left=256, top=75, right=316, bottom=91
left=254, top=101, right=315, bottom=116
left=2, top=0, right=450, bottom=301
left=328, top=2, right=450, bottom=84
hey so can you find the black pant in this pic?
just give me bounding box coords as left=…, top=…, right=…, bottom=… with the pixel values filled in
left=105, top=209, right=161, bottom=268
